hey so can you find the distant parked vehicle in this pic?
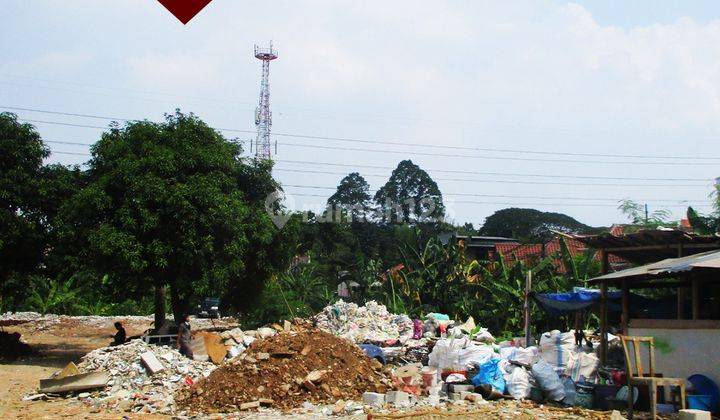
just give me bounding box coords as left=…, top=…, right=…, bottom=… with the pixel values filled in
left=197, top=297, right=221, bottom=318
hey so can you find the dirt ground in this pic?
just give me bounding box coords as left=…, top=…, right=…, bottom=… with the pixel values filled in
left=0, top=316, right=645, bottom=419
left=0, top=316, right=162, bottom=419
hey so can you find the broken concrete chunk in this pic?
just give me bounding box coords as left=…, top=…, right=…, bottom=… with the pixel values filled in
left=305, top=369, right=326, bottom=383
left=140, top=351, right=164, bottom=374
left=240, top=400, right=261, bottom=410
left=386, top=390, right=410, bottom=406
left=362, top=391, right=385, bottom=407
left=56, top=362, right=80, bottom=379
left=39, top=372, right=109, bottom=394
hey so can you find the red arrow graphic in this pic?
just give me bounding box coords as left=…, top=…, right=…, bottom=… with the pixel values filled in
left=157, top=0, right=214, bottom=24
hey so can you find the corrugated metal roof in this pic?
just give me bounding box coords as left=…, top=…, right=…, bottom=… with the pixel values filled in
left=588, top=249, right=720, bottom=284
left=561, top=229, right=720, bottom=264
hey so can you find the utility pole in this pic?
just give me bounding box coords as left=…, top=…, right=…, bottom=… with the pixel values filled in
left=644, top=203, right=649, bottom=224
left=524, top=270, right=532, bottom=347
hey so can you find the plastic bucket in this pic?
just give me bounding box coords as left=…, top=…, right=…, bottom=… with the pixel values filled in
left=688, top=395, right=713, bottom=411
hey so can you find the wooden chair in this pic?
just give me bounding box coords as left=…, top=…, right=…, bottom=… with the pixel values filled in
left=619, top=335, right=686, bottom=419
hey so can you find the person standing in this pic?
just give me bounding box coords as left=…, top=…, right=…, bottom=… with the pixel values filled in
left=177, top=314, right=194, bottom=359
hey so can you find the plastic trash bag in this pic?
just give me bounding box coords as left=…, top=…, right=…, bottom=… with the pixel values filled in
left=471, top=359, right=506, bottom=394
left=539, top=330, right=575, bottom=373
left=562, top=376, right=576, bottom=405
left=532, top=359, right=566, bottom=402
left=506, top=365, right=532, bottom=400
left=499, top=346, right=538, bottom=365
left=472, top=327, right=495, bottom=343
left=458, top=343, right=496, bottom=369
left=427, top=338, right=462, bottom=370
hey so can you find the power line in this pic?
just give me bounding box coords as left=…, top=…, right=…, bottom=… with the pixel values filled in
left=276, top=159, right=709, bottom=182
left=273, top=168, right=708, bottom=188
left=281, top=184, right=704, bottom=203
left=4, top=75, right=720, bottom=145
left=285, top=193, right=699, bottom=209
left=6, top=105, right=720, bottom=163
left=278, top=142, right=718, bottom=166
left=45, top=145, right=712, bottom=183
left=45, top=149, right=713, bottom=187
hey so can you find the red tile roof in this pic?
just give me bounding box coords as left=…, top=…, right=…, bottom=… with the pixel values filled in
left=492, top=237, right=625, bottom=271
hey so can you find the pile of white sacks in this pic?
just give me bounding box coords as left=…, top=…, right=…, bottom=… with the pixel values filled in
left=425, top=329, right=600, bottom=402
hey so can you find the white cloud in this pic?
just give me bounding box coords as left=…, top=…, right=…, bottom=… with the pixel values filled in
left=125, top=53, right=222, bottom=92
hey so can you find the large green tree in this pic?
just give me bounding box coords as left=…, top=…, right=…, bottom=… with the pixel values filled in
left=0, top=113, right=49, bottom=308
left=480, top=207, right=592, bottom=242
left=374, top=160, right=444, bottom=223
left=60, top=111, right=292, bottom=328
left=327, top=172, right=371, bottom=221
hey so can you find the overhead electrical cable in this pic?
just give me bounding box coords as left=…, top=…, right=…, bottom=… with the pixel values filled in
left=5, top=105, right=720, bottom=162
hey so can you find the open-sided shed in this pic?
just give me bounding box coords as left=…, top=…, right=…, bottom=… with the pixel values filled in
left=588, top=249, right=720, bottom=386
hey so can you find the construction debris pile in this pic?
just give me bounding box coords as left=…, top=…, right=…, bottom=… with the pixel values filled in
left=315, top=300, right=414, bottom=344
left=74, top=339, right=216, bottom=414
left=0, top=311, right=236, bottom=331
left=177, top=327, right=390, bottom=413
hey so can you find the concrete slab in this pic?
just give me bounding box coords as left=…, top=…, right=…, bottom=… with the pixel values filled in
left=140, top=351, right=164, bottom=374
left=39, top=372, right=109, bottom=394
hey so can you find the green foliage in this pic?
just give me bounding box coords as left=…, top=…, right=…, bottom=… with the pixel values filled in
left=24, top=276, right=81, bottom=315
left=617, top=199, right=672, bottom=229
left=327, top=172, right=372, bottom=221
left=57, top=110, right=293, bottom=323
left=0, top=113, right=50, bottom=308
left=687, top=206, right=719, bottom=235
left=479, top=207, right=593, bottom=242
left=374, top=160, right=445, bottom=223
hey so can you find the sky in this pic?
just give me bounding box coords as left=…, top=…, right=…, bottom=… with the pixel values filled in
left=2, top=0, right=720, bottom=228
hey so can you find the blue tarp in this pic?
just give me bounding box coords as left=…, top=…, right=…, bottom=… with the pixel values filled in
left=532, top=287, right=622, bottom=316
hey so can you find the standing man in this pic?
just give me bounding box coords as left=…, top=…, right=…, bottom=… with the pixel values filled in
left=177, top=314, right=194, bottom=359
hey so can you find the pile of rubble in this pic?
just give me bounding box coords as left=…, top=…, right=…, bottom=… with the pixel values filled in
left=75, top=339, right=216, bottom=414
left=0, top=311, right=237, bottom=331
left=315, top=300, right=414, bottom=344
left=177, top=327, right=390, bottom=413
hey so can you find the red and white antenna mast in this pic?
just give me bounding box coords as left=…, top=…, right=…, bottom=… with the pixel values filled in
left=254, top=42, right=278, bottom=160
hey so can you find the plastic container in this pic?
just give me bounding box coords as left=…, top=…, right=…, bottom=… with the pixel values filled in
left=687, top=374, right=720, bottom=413
left=687, top=395, right=713, bottom=411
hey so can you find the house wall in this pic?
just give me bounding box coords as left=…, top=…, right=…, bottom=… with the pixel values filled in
left=628, top=324, right=720, bottom=386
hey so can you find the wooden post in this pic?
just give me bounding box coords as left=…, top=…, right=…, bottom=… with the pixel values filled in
left=600, top=280, right=608, bottom=365
left=622, top=279, right=630, bottom=333
left=678, top=282, right=686, bottom=319
left=692, top=276, right=699, bottom=320
left=524, top=270, right=532, bottom=347
left=677, top=244, right=685, bottom=319
left=600, top=250, right=609, bottom=364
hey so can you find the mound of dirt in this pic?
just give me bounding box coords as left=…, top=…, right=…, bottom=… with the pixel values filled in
left=0, top=331, right=36, bottom=359
left=177, top=328, right=390, bottom=412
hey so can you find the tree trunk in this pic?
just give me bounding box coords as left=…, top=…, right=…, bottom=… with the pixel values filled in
left=154, top=283, right=166, bottom=333
left=170, top=282, right=187, bottom=326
